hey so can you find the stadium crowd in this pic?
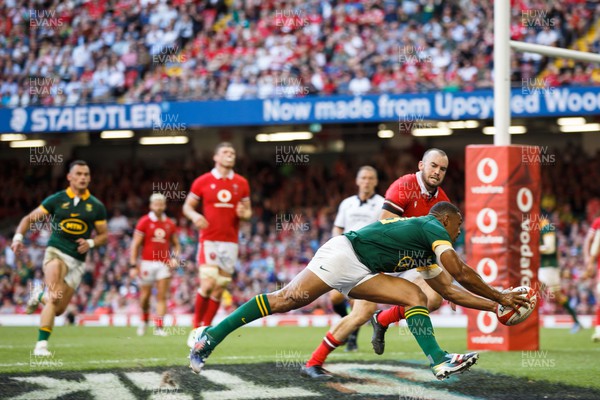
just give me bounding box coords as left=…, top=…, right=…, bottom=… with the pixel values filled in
left=1, top=0, right=600, bottom=106
left=0, top=144, right=599, bottom=319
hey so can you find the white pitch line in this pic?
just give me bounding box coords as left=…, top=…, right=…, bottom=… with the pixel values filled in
left=0, top=352, right=428, bottom=368
left=0, top=358, right=171, bottom=368
left=0, top=344, right=83, bottom=349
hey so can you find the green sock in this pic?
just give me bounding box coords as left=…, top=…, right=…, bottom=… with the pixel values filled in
left=38, top=327, right=52, bottom=342
left=561, top=298, right=580, bottom=325
left=207, top=294, right=271, bottom=343
left=405, top=306, right=446, bottom=365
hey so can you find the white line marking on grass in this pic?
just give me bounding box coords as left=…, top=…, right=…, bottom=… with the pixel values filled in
left=0, top=344, right=83, bottom=349
left=0, top=351, right=456, bottom=369
left=0, top=358, right=171, bottom=368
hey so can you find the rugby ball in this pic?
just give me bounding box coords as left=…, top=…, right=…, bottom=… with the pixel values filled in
left=496, top=286, right=537, bottom=326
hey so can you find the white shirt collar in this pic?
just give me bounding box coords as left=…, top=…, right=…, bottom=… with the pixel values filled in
left=211, top=168, right=235, bottom=180
left=416, top=171, right=439, bottom=198
left=149, top=211, right=166, bottom=221
left=356, top=193, right=376, bottom=206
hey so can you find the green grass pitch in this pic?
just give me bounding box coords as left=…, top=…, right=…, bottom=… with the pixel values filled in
left=1, top=325, right=599, bottom=390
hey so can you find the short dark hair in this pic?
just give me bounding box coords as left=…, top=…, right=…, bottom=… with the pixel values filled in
left=215, top=142, right=235, bottom=154
left=422, top=148, right=447, bottom=161
left=429, top=201, right=461, bottom=218
left=69, top=160, right=88, bottom=172
left=357, top=165, right=377, bottom=179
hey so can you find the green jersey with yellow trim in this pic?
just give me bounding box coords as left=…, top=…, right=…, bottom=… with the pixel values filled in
left=540, top=218, right=557, bottom=268
left=40, top=187, right=107, bottom=261
left=344, top=214, right=452, bottom=274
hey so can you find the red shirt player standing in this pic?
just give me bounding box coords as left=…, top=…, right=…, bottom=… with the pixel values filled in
left=585, top=215, right=600, bottom=342
left=130, top=193, right=180, bottom=336
left=183, top=142, right=251, bottom=341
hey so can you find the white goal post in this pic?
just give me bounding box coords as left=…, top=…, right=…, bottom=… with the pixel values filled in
left=494, top=1, right=600, bottom=145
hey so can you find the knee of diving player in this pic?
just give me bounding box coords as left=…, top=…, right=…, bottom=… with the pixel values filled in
left=267, top=269, right=330, bottom=313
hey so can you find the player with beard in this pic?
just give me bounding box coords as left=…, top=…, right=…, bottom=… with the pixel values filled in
left=303, top=148, right=452, bottom=378
left=188, top=202, right=530, bottom=381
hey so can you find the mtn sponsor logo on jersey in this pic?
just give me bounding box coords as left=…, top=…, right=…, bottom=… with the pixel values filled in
left=60, top=218, right=88, bottom=235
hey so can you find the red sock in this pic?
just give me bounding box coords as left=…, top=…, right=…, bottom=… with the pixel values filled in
left=154, top=316, right=163, bottom=329
left=596, top=306, right=600, bottom=326
left=193, top=293, right=209, bottom=328
left=142, top=312, right=150, bottom=324
left=306, top=332, right=342, bottom=367
left=377, top=306, right=405, bottom=328
left=201, top=297, right=221, bottom=326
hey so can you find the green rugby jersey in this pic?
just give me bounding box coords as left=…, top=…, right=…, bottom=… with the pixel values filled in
left=40, top=187, right=107, bottom=261
left=344, top=215, right=453, bottom=274
left=540, top=217, right=557, bottom=268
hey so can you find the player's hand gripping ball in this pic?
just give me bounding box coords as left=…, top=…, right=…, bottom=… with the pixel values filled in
left=496, top=286, right=537, bottom=326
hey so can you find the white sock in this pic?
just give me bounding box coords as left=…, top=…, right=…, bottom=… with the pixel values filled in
left=36, top=340, right=48, bottom=348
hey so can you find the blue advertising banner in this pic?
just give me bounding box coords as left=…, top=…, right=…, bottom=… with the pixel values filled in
left=1, top=86, right=600, bottom=133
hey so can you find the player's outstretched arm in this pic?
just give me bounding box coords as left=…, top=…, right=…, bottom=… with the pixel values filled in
left=439, top=249, right=530, bottom=310
left=10, top=206, right=48, bottom=255
left=425, top=268, right=496, bottom=312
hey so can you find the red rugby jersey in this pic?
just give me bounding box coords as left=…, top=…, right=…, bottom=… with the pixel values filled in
left=189, top=168, right=250, bottom=243
left=134, top=212, right=177, bottom=262
left=383, top=172, right=450, bottom=217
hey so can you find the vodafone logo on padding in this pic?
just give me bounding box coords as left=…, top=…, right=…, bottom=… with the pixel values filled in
left=476, top=158, right=498, bottom=184
left=516, top=187, right=533, bottom=212
left=476, top=311, right=498, bottom=334
left=476, top=208, right=498, bottom=234
left=476, top=258, right=498, bottom=283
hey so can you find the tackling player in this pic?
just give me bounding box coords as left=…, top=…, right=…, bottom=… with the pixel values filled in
left=183, top=142, right=251, bottom=345
left=130, top=193, right=181, bottom=336
left=538, top=214, right=581, bottom=333
left=303, top=148, right=450, bottom=378
left=11, top=160, right=107, bottom=356
left=585, top=214, right=600, bottom=341
left=328, top=166, right=384, bottom=351
left=189, top=202, right=530, bottom=380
